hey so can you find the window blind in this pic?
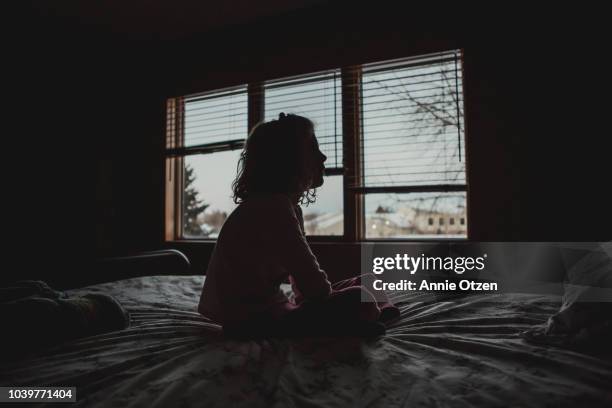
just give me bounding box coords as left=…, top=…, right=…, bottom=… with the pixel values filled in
left=183, top=86, right=248, bottom=149
left=264, top=70, right=343, bottom=170
left=361, top=50, right=465, bottom=187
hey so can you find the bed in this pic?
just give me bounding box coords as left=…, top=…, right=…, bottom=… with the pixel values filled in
left=1, top=275, right=611, bottom=407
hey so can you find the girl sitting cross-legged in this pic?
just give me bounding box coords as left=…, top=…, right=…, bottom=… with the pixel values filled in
left=198, top=113, right=400, bottom=338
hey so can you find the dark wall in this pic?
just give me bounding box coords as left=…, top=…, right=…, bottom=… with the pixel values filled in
left=10, top=3, right=610, bottom=285
left=8, top=8, right=168, bottom=286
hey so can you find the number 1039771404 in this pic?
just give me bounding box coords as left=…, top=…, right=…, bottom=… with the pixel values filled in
left=2, top=387, right=76, bottom=402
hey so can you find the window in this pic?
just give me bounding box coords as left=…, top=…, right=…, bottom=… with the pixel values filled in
left=264, top=71, right=343, bottom=236
left=360, top=51, right=467, bottom=238
left=165, top=86, right=247, bottom=239
left=165, top=50, right=467, bottom=240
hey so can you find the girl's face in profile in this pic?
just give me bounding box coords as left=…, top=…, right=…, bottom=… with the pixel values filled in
left=302, top=129, right=327, bottom=189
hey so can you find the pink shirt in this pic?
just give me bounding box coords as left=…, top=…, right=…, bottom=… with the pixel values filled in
left=198, top=193, right=332, bottom=325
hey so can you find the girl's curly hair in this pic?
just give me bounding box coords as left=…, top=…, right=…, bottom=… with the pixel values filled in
left=232, top=113, right=318, bottom=205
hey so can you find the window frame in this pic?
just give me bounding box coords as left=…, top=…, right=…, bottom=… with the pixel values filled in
left=165, top=86, right=250, bottom=241
left=355, top=50, right=469, bottom=241
left=165, top=50, right=469, bottom=242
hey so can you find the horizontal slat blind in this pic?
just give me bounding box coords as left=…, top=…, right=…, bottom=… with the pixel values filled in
left=264, top=70, right=342, bottom=169
left=183, top=86, right=248, bottom=148
left=361, top=50, right=465, bottom=187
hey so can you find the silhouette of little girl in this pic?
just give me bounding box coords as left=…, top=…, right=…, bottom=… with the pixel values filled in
left=198, top=113, right=399, bottom=338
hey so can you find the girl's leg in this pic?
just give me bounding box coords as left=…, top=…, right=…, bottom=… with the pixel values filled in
left=278, top=287, right=385, bottom=337
left=223, top=289, right=387, bottom=339
left=331, top=274, right=401, bottom=324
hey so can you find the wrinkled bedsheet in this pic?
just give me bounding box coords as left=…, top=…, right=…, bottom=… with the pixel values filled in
left=1, top=275, right=611, bottom=407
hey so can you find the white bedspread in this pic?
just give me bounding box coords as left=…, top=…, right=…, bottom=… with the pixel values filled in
left=1, top=275, right=610, bottom=407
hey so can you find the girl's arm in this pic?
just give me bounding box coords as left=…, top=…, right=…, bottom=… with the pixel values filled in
left=268, top=195, right=332, bottom=301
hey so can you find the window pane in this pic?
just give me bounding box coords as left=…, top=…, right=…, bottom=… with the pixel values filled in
left=361, top=51, right=466, bottom=187
left=184, top=87, right=248, bottom=148
left=183, top=153, right=343, bottom=238
left=265, top=72, right=343, bottom=169
left=302, top=175, right=344, bottom=236
left=183, top=150, right=241, bottom=238
left=365, top=192, right=467, bottom=238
